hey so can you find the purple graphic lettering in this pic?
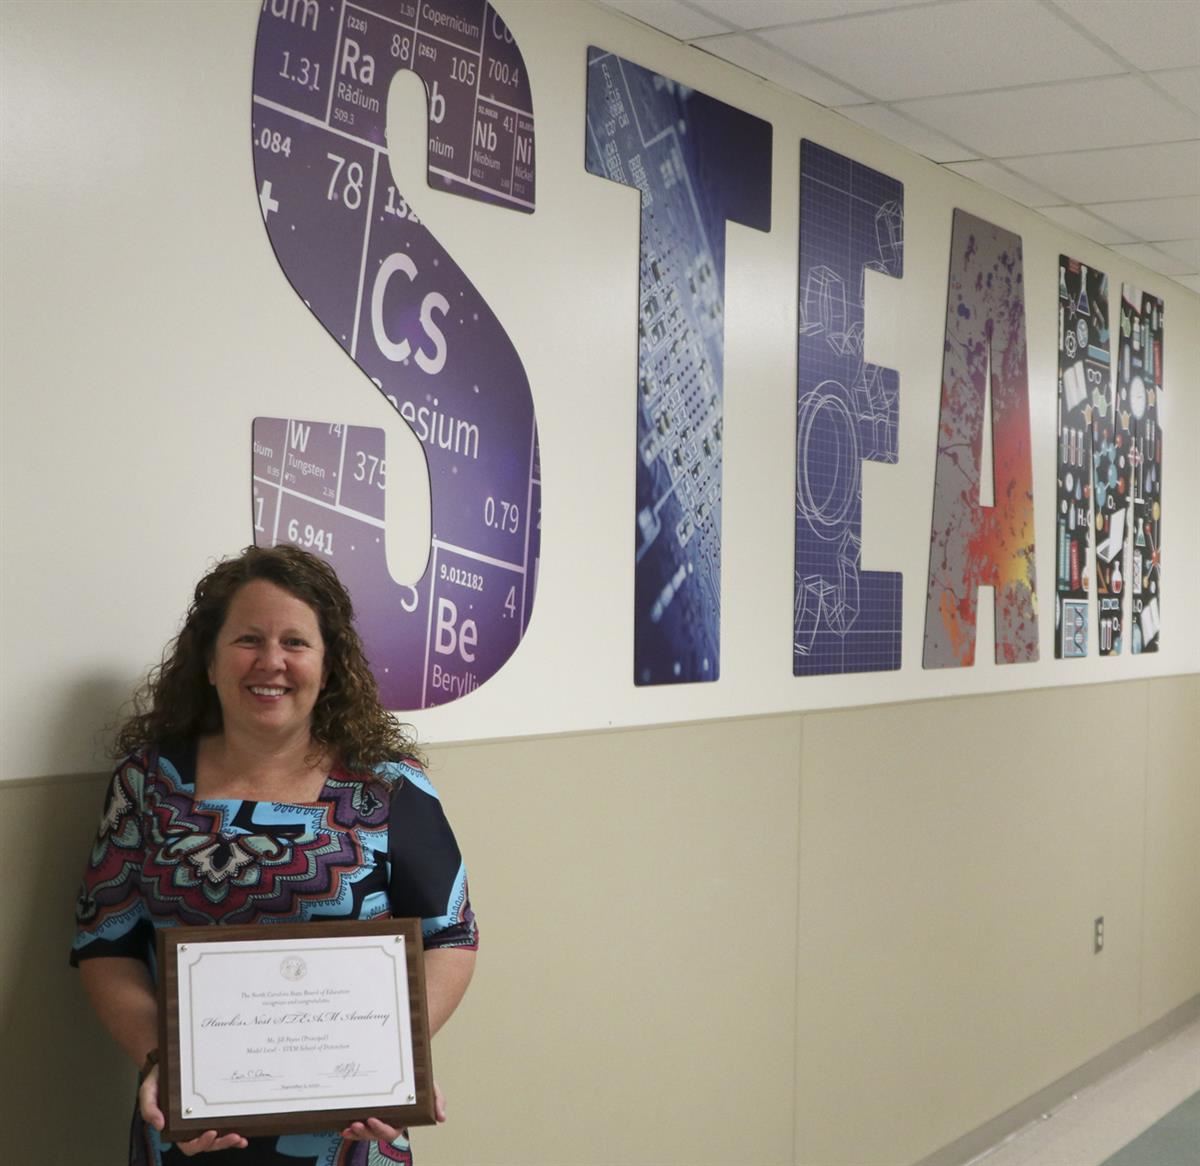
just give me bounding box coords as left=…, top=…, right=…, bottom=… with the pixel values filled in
left=251, top=0, right=539, bottom=708
left=584, top=49, right=772, bottom=685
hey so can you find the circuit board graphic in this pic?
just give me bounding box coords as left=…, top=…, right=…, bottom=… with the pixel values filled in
left=584, top=48, right=771, bottom=685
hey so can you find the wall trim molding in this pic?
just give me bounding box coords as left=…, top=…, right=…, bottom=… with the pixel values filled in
left=4, top=675, right=1196, bottom=784
left=914, top=994, right=1200, bottom=1166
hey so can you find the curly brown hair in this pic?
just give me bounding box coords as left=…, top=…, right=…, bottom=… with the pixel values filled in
left=114, top=544, right=420, bottom=772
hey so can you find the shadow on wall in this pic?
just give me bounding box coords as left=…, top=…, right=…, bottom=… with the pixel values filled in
left=0, top=672, right=138, bottom=1163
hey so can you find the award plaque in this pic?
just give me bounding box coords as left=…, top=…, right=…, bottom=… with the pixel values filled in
left=156, top=918, right=434, bottom=1141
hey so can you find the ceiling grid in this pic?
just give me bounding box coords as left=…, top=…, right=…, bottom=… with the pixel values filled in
left=597, top=0, right=1200, bottom=293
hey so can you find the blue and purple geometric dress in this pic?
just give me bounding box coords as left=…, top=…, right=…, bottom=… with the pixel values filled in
left=72, top=740, right=476, bottom=1166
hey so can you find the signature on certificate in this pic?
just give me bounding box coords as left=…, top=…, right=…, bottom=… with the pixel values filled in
left=228, top=1068, right=279, bottom=1081
left=329, top=1062, right=374, bottom=1079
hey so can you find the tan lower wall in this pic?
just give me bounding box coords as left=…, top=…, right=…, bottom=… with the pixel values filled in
left=4, top=675, right=1197, bottom=1165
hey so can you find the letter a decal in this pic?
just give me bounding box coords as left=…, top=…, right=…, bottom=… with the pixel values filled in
left=924, top=210, right=1038, bottom=667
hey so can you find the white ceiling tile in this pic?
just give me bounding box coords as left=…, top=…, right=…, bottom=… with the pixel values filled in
left=691, top=0, right=927, bottom=29
left=1153, top=237, right=1200, bottom=267
left=1108, top=242, right=1196, bottom=276
left=1083, top=195, right=1200, bottom=240
left=1049, top=0, right=1200, bottom=72
left=837, top=103, right=978, bottom=163
left=1148, top=66, right=1200, bottom=116
left=1003, top=142, right=1200, bottom=205
left=1173, top=274, right=1200, bottom=293
left=943, top=160, right=1062, bottom=206
left=1038, top=205, right=1138, bottom=245
left=761, top=0, right=1122, bottom=102
left=895, top=75, right=1200, bottom=157
left=597, top=0, right=732, bottom=40
left=698, top=34, right=869, bottom=104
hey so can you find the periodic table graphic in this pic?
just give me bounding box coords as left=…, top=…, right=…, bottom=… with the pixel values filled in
left=793, top=141, right=903, bottom=677
left=251, top=0, right=539, bottom=709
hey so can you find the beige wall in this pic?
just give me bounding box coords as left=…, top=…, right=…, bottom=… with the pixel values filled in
left=7, top=673, right=1197, bottom=1166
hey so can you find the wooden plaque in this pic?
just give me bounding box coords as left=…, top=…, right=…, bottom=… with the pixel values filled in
left=156, top=918, right=434, bottom=1141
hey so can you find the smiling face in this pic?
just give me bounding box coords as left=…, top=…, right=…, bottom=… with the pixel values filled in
left=206, top=579, right=327, bottom=745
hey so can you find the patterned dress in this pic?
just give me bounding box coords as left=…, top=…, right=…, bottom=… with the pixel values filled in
left=71, top=740, right=477, bottom=1166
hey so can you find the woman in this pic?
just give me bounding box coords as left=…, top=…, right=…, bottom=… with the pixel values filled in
left=72, top=545, right=477, bottom=1164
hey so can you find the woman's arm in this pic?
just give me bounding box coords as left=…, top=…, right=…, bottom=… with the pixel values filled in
left=424, top=946, right=477, bottom=1036
left=78, top=956, right=158, bottom=1066
left=340, top=945, right=476, bottom=1144
left=79, top=957, right=249, bottom=1155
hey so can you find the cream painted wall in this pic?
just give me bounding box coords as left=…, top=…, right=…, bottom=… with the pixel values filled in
left=2, top=0, right=1197, bottom=780
left=796, top=686, right=1144, bottom=1164
left=5, top=677, right=1198, bottom=1165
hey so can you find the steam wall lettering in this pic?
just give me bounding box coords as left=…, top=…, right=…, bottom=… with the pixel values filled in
left=246, top=14, right=1167, bottom=704
left=251, top=0, right=539, bottom=709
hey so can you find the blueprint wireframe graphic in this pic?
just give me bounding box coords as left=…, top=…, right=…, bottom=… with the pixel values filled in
left=794, top=142, right=903, bottom=676
left=1118, top=283, right=1164, bottom=654
left=584, top=48, right=771, bottom=685
left=1055, top=256, right=1114, bottom=658
left=251, top=0, right=540, bottom=710
left=924, top=210, right=1038, bottom=668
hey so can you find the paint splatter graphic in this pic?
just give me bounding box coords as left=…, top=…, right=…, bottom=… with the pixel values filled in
left=924, top=210, right=1038, bottom=667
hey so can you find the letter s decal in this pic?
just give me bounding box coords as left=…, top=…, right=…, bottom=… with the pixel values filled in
left=250, top=0, right=539, bottom=710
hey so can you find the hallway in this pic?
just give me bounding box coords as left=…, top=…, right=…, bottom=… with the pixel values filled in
left=971, top=1017, right=1200, bottom=1166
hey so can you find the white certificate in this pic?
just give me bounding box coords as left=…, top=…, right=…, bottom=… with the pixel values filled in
left=173, top=932, right=417, bottom=1122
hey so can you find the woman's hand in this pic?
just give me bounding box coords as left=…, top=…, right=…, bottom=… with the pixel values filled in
left=138, top=1064, right=249, bottom=1155
left=340, top=1082, right=447, bottom=1143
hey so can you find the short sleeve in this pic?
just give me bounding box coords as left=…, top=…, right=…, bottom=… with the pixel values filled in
left=70, top=751, right=155, bottom=966
left=385, top=762, right=478, bottom=951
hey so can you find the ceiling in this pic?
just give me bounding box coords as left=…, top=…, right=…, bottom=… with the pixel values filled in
left=594, top=0, right=1200, bottom=294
